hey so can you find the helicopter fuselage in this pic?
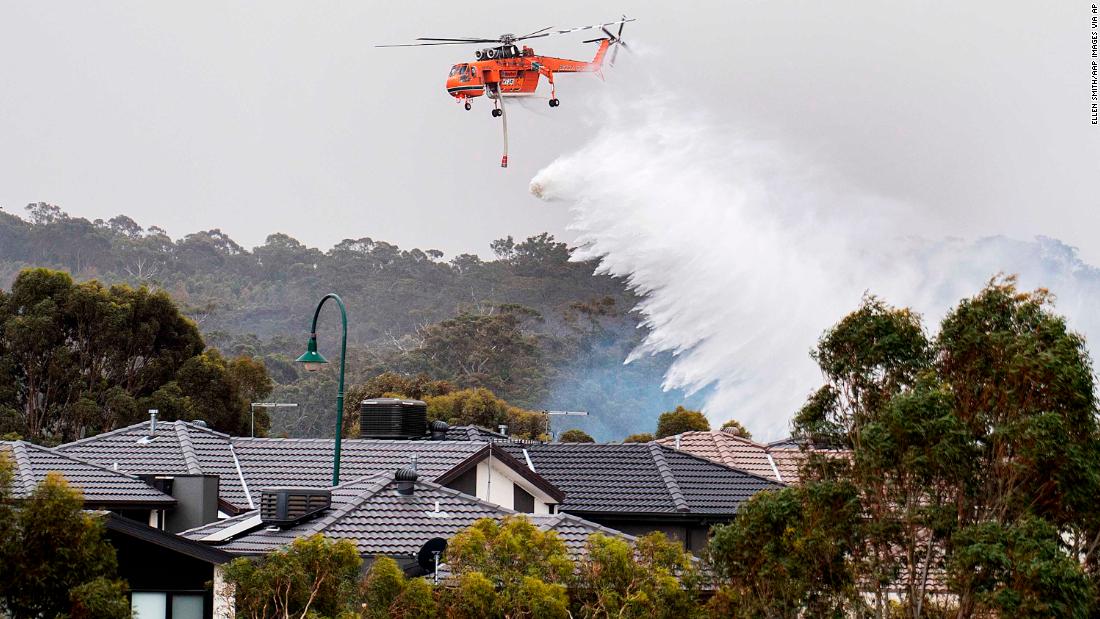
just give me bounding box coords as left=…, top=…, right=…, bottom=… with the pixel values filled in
left=445, top=39, right=610, bottom=102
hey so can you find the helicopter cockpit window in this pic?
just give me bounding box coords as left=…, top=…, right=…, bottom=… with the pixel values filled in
left=449, top=66, right=460, bottom=77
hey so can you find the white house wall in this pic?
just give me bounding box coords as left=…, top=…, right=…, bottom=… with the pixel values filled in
left=474, top=459, right=553, bottom=514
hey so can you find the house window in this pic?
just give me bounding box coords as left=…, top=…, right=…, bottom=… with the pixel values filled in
left=513, top=485, right=535, bottom=513
left=131, top=592, right=204, bottom=619
left=132, top=592, right=166, bottom=619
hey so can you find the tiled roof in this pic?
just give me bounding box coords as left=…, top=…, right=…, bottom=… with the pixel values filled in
left=444, top=425, right=509, bottom=441
left=57, top=420, right=252, bottom=510
left=1, top=441, right=175, bottom=506
left=654, top=431, right=845, bottom=484
left=231, top=438, right=486, bottom=494
left=502, top=442, right=782, bottom=516
left=182, top=472, right=629, bottom=563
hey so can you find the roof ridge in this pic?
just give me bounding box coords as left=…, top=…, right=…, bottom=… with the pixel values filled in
left=648, top=443, right=689, bottom=512
left=9, top=442, right=37, bottom=495
left=174, top=422, right=203, bottom=474
left=56, top=420, right=149, bottom=449
left=710, top=431, right=739, bottom=467
left=656, top=443, right=787, bottom=486
left=179, top=420, right=233, bottom=440
left=717, top=431, right=770, bottom=450
left=21, top=442, right=149, bottom=482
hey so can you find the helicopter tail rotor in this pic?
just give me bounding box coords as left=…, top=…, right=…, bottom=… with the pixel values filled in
left=583, top=15, right=630, bottom=66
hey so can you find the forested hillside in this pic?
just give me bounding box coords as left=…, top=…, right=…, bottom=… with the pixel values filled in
left=0, top=203, right=698, bottom=439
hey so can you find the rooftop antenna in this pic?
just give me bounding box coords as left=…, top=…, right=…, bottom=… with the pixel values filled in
left=543, top=410, right=589, bottom=441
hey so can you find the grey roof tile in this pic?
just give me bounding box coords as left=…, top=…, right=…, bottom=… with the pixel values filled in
left=1, top=441, right=175, bottom=506
left=182, top=472, right=630, bottom=564
left=230, top=438, right=486, bottom=494
left=57, top=420, right=252, bottom=510
left=443, top=425, right=509, bottom=441
left=503, top=442, right=782, bottom=516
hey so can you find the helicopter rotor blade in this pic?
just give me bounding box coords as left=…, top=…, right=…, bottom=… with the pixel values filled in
left=416, top=37, right=499, bottom=43
left=376, top=41, right=493, bottom=47
left=379, top=18, right=636, bottom=49
left=520, top=26, right=553, bottom=38
left=553, top=18, right=635, bottom=36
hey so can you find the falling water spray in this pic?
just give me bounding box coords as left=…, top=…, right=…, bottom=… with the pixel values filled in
left=531, top=105, right=1100, bottom=438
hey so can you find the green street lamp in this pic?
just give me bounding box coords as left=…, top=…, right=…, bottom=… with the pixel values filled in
left=295, top=293, right=348, bottom=486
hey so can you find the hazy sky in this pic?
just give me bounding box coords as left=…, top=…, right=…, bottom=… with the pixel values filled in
left=1, top=2, right=1097, bottom=261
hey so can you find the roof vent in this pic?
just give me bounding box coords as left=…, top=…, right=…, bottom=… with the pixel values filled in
left=149, top=409, right=158, bottom=435
left=360, top=398, right=428, bottom=439
left=395, top=467, right=419, bottom=496
left=191, top=419, right=208, bottom=428
left=429, top=420, right=450, bottom=441
left=259, top=488, right=331, bottom=526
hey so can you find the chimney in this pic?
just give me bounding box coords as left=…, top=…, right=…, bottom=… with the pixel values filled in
left=429, top=420, right=450, bottom=441
left=395, top=467, right=419, bottom=496
left=149, top=410, right=159, bottom=435
left=498, top=424, right=507, bottom=436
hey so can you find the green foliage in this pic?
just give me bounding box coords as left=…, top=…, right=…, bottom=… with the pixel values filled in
left=655, top=406, right=710, bottom=438
left=394, top=578, right=438, bottom=619
left=622, top=432, right=654, bottom=443
left=719, top=418, right=751, bottom=439
left=707, top=480, right=861, bottom=617
left=404, top=306, right=548, bottom=406
left=443, top=572, right=496, bottom=618
left=0, top=267, right=272, bottom=440
left=67, top=578, right=132, bottom=619
left=0, top=205, right=695, bottom=441
left=423, top=387, right=547, bottom=439
left=948, top=517, right=1092, bottom=618
left=576, top=532, right=701, bottom=619
left=770, top=278, right=1100, bottom=618
left=446, top=516, right=573, bottom=616
left=360, top=556, right=408, bottom=617
left=558, top=428, right=595, bottom=443
left=223, top=534, right=362, bottom=619
left=0, top=469, right=129, bottom=618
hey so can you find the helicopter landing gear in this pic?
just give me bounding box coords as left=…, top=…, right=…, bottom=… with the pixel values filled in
left=492, top=108, right=502, bottom=117
left=548, top=98, right=560, bottom=108
left=464, top=101, right=472, bottom=111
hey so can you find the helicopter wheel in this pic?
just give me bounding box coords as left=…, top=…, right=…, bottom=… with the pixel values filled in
left=491, top=108, right=502, bottom=117
left=549, top=98, right=560, bottom=108
left=464, top=101, right=471, bottom=111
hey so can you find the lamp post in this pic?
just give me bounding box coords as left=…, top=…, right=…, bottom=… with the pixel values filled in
left=295, top=294, right=348, bottom=486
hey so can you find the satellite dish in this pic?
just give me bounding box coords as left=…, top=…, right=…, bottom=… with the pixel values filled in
left=416, top=537, right=448, bottom=574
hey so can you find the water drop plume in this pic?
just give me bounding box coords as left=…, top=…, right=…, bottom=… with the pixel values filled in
left=531, top=104, right=1100, bottom=438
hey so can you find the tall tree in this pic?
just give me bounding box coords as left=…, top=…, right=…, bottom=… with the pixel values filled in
left=221, top=534, right=362, bottom=619
left=0, top=268, right=271, bottom=440
left=778, top=278, right=1100, bottom=618
left=655, top=406, right=710, bottom=438
left=0, top=463, right=129, bottom=619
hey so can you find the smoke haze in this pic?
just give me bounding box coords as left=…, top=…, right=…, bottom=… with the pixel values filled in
left=531, top=107, right=1100, bottom=439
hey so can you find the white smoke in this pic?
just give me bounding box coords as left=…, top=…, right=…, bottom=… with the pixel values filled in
left=531, top=106, right=1100, bottom=439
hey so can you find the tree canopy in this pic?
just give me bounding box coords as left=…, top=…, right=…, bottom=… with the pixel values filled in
left=0, top=458, right=129, bottom=618
left=0, top=205, right=699, bottom=441
left=0, top=268, right=272, bottom=441
left=655, top=406, right=711, bottom=438
left=712, top=278, right=1100, bottom=618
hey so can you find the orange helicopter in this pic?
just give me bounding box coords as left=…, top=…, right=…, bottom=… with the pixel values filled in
left=379, top=17, right=633, bottom=167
